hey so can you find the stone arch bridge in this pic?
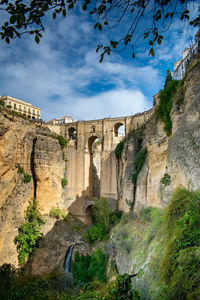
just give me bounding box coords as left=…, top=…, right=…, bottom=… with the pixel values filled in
left=48, top=110, right=153, bottom=224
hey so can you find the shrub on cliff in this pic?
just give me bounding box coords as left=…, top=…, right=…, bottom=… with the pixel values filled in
left=14, top=198, right=45, bottom=264
left=156, top=80, right=179, bottom=136
left=115, top=140, right=124, bottom=159
left=57, top=135, right=67, bottom=149
left=132, top=148, right=147, bottom=186
left=23, top=173, right=32, bottom=183
left=61, top=177, right=68, bottom=188
left=49, top=207, right=68, bottom=220
left=160, top=187, right=200, bottom=299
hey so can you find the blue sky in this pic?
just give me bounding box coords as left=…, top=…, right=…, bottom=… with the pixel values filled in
left=0, top=2, right=199, bottom=121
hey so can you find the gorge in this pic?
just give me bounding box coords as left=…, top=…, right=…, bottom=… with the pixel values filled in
left=0, top=54, right=200, bottom=299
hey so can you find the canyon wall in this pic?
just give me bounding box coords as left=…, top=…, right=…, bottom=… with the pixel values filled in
left=0, top=112, right=65, bottom=266
left=118, top=56, right=200, bottom=213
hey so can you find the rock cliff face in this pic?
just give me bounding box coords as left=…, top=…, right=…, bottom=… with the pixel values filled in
left=118, top=57, right=200, bottom=212
left=0, top=111, right=65, bottom=266
left=0, top=56, right=199, bottom=274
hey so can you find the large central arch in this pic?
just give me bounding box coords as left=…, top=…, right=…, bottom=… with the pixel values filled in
left=86, top=135, right=102, bottom=198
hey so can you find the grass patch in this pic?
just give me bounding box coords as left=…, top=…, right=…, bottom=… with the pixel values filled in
left=49, top=207, right=68, bottom=220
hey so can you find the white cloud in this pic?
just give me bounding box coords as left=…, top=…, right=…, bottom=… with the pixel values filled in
left=1, top=2, right=198, bottom=122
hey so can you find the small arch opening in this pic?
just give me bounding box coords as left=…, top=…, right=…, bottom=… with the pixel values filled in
left=85, top=205, right=95, bottom=226
left=114, top=122, right=125, bottom=137
left=68, top=127, right=77, bottom=139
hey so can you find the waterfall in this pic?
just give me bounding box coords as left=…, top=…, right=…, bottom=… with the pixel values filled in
left=64, top=245, right=74, bottom=272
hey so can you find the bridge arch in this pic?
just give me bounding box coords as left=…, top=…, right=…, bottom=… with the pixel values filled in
left=85, top=134, right=102, bottom=153
left=114, top=122, right=125, bottom=137
left=85, top=135, right=102, bottom=198
left=68, top=127, right=77, bottom=139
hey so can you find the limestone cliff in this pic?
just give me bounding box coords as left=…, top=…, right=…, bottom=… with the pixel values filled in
left=118, top=56, right=200, bottom=212
left=0, top=110, right=65, bottom=266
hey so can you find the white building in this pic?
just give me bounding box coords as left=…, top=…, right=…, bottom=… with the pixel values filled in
left=0, top=95, right=41, bottom=120
left=52, top=116, right=76, bottom=124
left=172, top=30, right=200, bottom=80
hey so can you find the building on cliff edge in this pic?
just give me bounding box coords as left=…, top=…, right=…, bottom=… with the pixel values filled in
left=172, top=29, right=200, bottom=80
left=0, top=95, right=41, bottom=120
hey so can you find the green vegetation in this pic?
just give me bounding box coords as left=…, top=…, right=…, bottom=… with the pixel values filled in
left=0, top=263, right=142, bottom=300
left=160, top=187, right=200, bottom=299
left=3, top=188, right=199, bottom=299
left=61, top=178, right=67, bottom=188
left=14, top=198, right=44, bottom=265
left=17, top=165, right=32, bottom=183
left=132, top=148, right=147, bottom=186
left=72, top=249, right=107, bottom=286
left=131, top=148, right=147, bottom=204
left=23, top=173, right=32, bottom=183
left=17, top=165, right=24, bottom=174
left=115, top=140, right=124, bottom=159
left=155, top=80, right=179, bottom=136
left=49, top=207, right=68, bottom=220
left=72, top=274, right=142, bottom=300
left=0, top=100, right=5, bottom=107
left=164, top=69, right=172, bottom=89
left=0, top=265, right=74, bottom=300
left=160, top=173, right=171, bottom=186
left=57, top=135, right=67, bottom=149
left=83, top=198, right=122, bottom=244
left=83, top=223, right=107, bottom=244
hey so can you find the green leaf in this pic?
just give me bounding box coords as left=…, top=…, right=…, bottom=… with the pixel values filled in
left=62, top=9, right=66, bottom=17
left=165, top=12, right=169, bottom=19
left=157, top=38, right=161, bottom=45
left=52, top=11, right=56, bottom=19
left=9, top=15, right=16, bottom=24
left=5, top=36, right=10, bottom=44
left=98, top=23, right=102, bottom=31
left=82, top=3, right=87, bottom=10
left=94, top=22, right=99, bottom=29
left=149, top=47, right=154, bottom=56
left=35, top=35, right=40, bottom=44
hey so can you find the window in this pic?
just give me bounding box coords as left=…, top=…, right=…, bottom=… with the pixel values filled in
left=28, top=108, right=31, bottom=113
left=37, top=111, right=39, bottom=116
left=33, top=109, right=35, bottom=115
left=14, top=103, right=16, bottom=109
left=24, top=106, right=26, bottom=112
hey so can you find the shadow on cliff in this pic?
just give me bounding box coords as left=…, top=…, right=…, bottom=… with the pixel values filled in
left=23, top=215, right=89, bottom=275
